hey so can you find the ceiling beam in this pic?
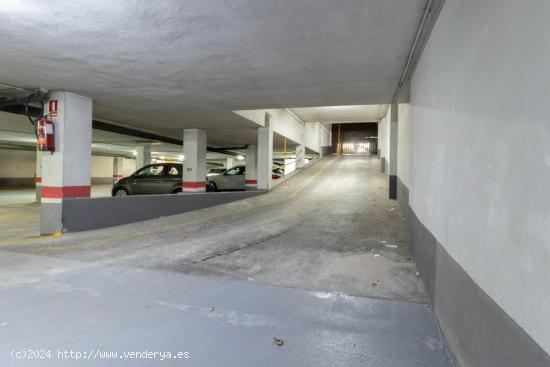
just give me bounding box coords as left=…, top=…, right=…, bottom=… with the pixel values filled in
left=0, top=104, right=245, bottom=157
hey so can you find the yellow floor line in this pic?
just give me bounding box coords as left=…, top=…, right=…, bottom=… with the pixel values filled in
left=0, top=157, right=339, bottom=249
left=288, top=156, right=338, bottom=199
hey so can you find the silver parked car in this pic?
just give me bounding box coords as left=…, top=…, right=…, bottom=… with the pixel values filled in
left=206, top=165, right=283, bottom=191
left=207, top=165, right=245, bottom=191
left=207, top=167, right=226, bottom=177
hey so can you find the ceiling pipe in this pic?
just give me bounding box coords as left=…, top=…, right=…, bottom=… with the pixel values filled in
left=285, top=108, right=306, bottom=126
left=391, top=0, right=443, bottom=105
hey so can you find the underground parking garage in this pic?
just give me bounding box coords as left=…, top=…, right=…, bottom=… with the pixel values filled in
left=0, top=1, right=549, bottom=366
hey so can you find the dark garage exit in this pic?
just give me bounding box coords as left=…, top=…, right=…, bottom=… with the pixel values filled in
left=331, top=123, right=378, bottom=155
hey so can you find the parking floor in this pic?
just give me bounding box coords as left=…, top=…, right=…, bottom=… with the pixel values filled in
left=0, top=185, right=111, bottom=242
left=0, top=156, right=454, bottom=366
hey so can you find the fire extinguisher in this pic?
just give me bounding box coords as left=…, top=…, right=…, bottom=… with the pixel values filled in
left=36, top=116, right=55, bottom=152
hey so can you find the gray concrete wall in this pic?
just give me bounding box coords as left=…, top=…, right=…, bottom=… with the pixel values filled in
left=0, top=149, right=132, bottom=188
left=61, top=191, right=264, bottom=232
left=0, top=148, right=35, bottom=186
left=410, top=0, right=550, bottom=363
left=409, top=210, right=550, bottom=367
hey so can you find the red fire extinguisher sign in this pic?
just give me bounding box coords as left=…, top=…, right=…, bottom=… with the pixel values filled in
left=48, top=100, right=58, bottom=117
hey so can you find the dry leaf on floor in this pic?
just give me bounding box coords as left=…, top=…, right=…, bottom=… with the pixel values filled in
left=371, top=280, right=383, bottom=288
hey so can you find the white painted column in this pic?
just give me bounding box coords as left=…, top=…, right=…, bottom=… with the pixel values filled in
left=113, top=157, right=124, bottom=183
left=135, top=143, right=151, bottom=169
left=317, top=123, right=324, bottom=158
left=257, top=114, right=273, bottom=191
left=388, top=104, right=398, bottom=200
left=377, top=121, right=382, bottom=158
left=35, top=149, right=47, bottom=201
left=41, top=91, right=92, bottom=234
left=245, top=145, right=257, bottom=190
left=226, top=157, right=235, bottom=169
left=182, top=129, right=207, bottom=192
left=296, top=133, right=305, bottom=169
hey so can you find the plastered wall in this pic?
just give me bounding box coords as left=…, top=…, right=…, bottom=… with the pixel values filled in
left=235, top=109, right=330, bottom=154
left=0, top=149, right=136, bottom=186
left=397, top=104, right=410, bottom=187
left=378, top=107, right=392, bottom=175
left=0, top=148, right=35, bottom=178
left=91, top=156, right=113, bottom=178
left=410, top=0, right=550, bottom=355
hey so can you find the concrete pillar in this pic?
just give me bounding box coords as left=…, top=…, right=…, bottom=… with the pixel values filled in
left=135, top=143, right=151, bottom=169
left=318, top=123, right=324, bottom=158
left=113, top=157, right=124, bottom=183
left=226, top=157, right=235, bottom=169
left=257, top=114, right=273, bottom=191
left=377, top=120, right=382, bottom=158
left=41, top=91, right=92, bottom=234
left=388, top=104, right=398, bottom=200
left=35, top=149, right=47, bottom=201
left=245, top=145, right=257, bottom=190
left=296, top=133, right=305, bottom=169
left=182, top=129, right=207, bottom=192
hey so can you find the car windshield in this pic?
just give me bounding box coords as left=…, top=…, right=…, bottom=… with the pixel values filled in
left=135, top=165, right=165, bottom=177
left=224, top=167, right=244, bottom=176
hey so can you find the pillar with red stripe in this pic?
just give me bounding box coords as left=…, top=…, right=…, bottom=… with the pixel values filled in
left=182, top=129, right=207, bottom=192
left=35, top=149, right=47, bottom=201
left=113, top=157, right=124, bottom=183
left=41, top=92, right=92, bottom=234
left=245, top=145, right=257, bottom=190
left=257, top=113, right=273, bottom=191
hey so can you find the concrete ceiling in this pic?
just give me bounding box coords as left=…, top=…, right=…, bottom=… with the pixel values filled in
left=291, top=105, right=386, bottom=123
left=0, top=0, right=424, bottom=142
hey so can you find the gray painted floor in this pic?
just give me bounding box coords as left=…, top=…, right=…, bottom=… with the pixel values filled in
left=0, top=251, right=452, bottom=367
left=0, top=156, right=454, bottom=366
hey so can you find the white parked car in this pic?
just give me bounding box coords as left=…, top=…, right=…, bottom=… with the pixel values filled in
left=206, top=165, right=282, bottom=191
left=207, top=166, right=245, bottom=191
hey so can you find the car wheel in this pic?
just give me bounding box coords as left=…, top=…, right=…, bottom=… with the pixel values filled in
left=206, top=181, right=217, bottom=192
left=172, top=187, right=182, bottom=194
left=114, top=188, right=128, bottom=197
